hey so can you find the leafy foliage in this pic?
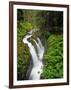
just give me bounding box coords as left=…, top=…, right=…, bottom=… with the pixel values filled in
left=17, top=21, right=32, bottom=80
left=41, top=35, right=63, bottom=79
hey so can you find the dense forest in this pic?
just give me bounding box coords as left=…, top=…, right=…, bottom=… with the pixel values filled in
left=17, top=9, right=63, bottom=80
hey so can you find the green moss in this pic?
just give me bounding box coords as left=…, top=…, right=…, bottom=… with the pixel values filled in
left=17, top=22, right=32, bottom=80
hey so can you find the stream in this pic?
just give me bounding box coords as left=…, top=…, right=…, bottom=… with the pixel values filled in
left=23, top=29, right=44, bottom=80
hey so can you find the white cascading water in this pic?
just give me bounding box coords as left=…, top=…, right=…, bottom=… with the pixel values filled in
left=23, top=30, right=44, bottom=80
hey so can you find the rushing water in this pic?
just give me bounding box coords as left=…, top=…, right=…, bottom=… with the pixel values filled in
left=23, top=30, right=44, bottom=80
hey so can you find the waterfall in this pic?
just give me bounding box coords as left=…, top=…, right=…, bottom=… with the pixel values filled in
left=23, top=30, right=44, bottom=80
left=33, top=38, right=44, bottom=61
